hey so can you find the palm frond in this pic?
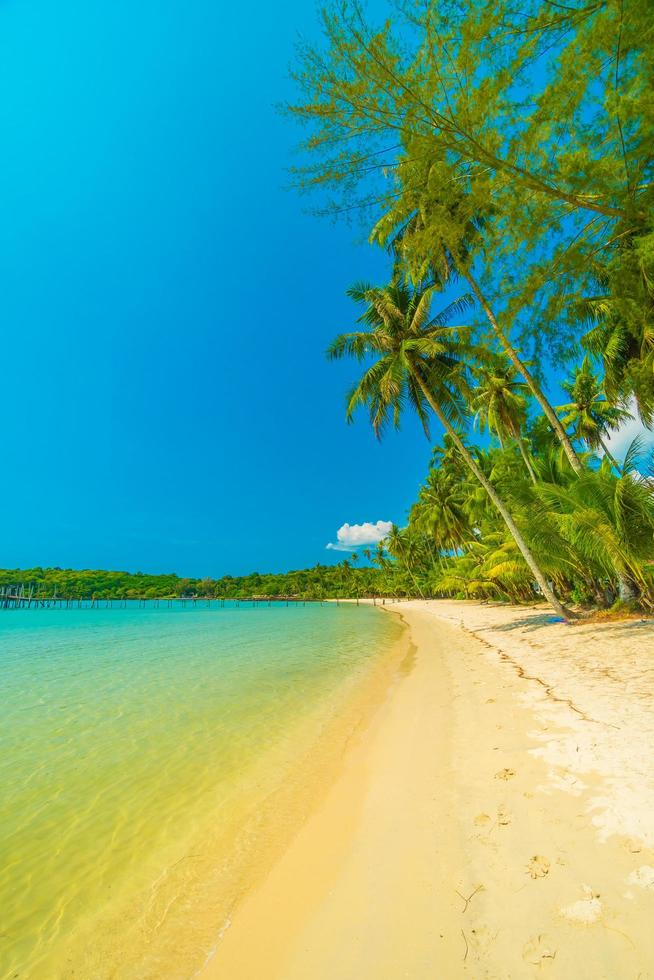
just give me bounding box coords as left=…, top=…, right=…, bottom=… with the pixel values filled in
left=427, top=293, right=475, bottom=327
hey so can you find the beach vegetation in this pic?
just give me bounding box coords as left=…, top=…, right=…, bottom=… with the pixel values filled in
left=328, top=278, right=572, bottom=617
left=0, top=564, right=386, bottom=601
left=10, top=2, right=653, bottom=615
left=288, top=0, right=654, bottom=616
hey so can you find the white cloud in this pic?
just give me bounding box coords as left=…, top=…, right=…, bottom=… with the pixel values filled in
left=602, top=398, right=653, bottom=462
left=326, top=520, right=393, bottom=552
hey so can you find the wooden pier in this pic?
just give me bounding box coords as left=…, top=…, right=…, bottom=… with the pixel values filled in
left=0, top=584, right=57, bottom=609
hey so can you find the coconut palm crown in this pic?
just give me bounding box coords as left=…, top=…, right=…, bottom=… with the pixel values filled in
left=557, top=357, right=632, bottom=464
left=471, top=356, right=530, bottom=445
left=327, top=279, right=471, bottom=438
left=328, top=276, right=573, bottom=620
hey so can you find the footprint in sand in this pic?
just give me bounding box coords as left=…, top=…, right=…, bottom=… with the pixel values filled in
left=474, top=813, right=492, bottom=827
left=468, top=925, right=498, bottom=955
left=495, top=768, right=516, bottom=781
left=559, top=886, right=602, bottom=924
left=527, top=855, right=551, bottom=879
left=627, top=865, right=654, bottom=890
left=522, top=934, right=557, bottom=966
left=497, top=805, right=512, bottom=826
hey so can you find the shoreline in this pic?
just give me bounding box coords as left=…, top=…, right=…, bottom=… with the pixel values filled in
left=201, top=599, right=654, bottom=978
left=5, top=605, right=406, bottom=980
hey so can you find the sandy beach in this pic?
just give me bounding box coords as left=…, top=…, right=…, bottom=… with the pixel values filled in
left=201, top=600, right=654, bottom=979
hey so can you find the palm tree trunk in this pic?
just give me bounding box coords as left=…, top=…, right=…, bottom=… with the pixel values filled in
left=617, top=571, right=637, bottom=603
left=411, top=367, right=574, bottom=621
left=398, top=542, right=426, bottom=599
left=464, top=282, right=629, bottom=605
left=599, top=436, right=620, bottom=470
left=427, top=537, right=440, bottom=573
left=464, top=270, right=584, bottom=475
left=517, top=437, right=538, bottom=485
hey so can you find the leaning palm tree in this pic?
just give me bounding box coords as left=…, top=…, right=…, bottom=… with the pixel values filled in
left=557, top=357, right=632, bottom=467
left=370, top=176, right=584, bottom=474
left=385, top=524, right=426, bottom=598
left=471, top=356, right=538, bottom=483
left=534, top=439, right=654, bottom=606
left=328, top=278, right=572, bottom=619
left=578, top=247, right=654, bottom=426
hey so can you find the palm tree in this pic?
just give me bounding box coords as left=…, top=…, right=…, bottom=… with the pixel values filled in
left=411, top=466, right=472, bottom=555
left=349, top=552, right=360, bottom=603
left=385, top=524, right=426, bottom=598
left=372, top=542, right=395, bottom=597
left=339, top=559, right=350, bottom=599
left=534, top=440, right=654, bottom=606
left=370, top=184, right=584, bottom=474
left=328, top=278, right=572, bottom=620
left=373, top=542, right=389, bottom=570
left=361, top=547, right=374, bottom=598
left=578, top=247, right=654, bottom=426
left=557, top=357, right=632, bottom=467
left=471, top=355, right=538, bottom=483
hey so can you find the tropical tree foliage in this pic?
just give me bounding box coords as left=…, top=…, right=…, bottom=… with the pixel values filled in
left=328, top=278, right=572, bottom=616
left=557, top=356, right=632, bottom=464
left=289, top=0, right=654, bottom=385
left=0, top=565, right=387, bottom=601
left=13, top=3, right=652, bottom=616
left=383, top=435, right=654, bottom=611
left=288, top=0, right=654, bottom=615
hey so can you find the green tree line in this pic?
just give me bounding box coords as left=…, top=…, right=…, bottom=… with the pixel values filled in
left=289, top=0, right=654, bottom=619
left=0, top=564, right=387, bottom=601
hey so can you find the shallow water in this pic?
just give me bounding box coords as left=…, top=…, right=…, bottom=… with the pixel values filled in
left=0, top=602, right=400, bottom=978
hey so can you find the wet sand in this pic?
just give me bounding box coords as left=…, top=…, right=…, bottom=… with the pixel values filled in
left=200, top=600, right=654, bottom=979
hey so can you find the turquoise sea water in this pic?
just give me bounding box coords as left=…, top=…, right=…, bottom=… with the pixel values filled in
left=0, top=603, right=401, bottom=979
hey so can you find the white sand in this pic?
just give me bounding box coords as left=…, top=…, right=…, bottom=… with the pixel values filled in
left=200, top=600, right=654, bottom=979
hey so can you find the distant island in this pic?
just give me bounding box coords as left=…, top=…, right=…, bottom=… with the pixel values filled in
left=0, top=563, right=385, bottom=601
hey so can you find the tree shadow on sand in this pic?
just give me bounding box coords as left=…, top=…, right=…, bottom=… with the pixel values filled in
left=487, top=613, right=654, bottom=635
left=487, top=613, right=566, bottom=633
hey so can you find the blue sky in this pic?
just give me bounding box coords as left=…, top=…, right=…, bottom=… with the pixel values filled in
left=1, top=1, right=648, bottom=578
left=0, top=0, right=435, bottom=576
